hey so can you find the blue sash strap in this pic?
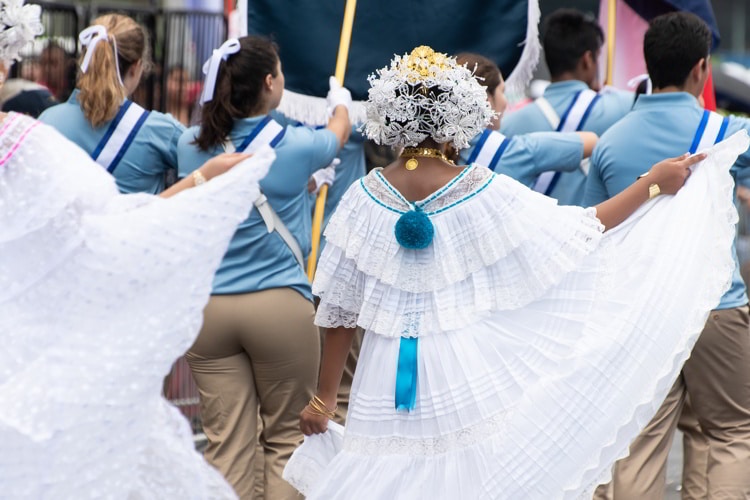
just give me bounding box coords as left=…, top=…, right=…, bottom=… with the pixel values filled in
left=555, top=90, right=582, bottom=132
left=107, top=111, right=149, bottom=173
left=538, top=90, right=599, bottom=195
left=395, top=337, right=419, bottom=411
left=717, top=117, right=730, bottom=143
left=689, top=110, right=710, bottom=154
left=91, top=100, right=133, bottom=160
left=576, top=95, right=601, bottom=131
left=467, top=129, right=491, bottom=165
left=487, top=137, right=511, bottom=172
left=236, top=115, right=286, bottom=152
left=90, top=100, right=150, bottom=173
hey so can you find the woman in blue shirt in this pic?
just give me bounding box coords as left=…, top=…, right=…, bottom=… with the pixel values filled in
left=40, top=14, right=184, bottom=194
left=177, top=36, right=350, bottom=499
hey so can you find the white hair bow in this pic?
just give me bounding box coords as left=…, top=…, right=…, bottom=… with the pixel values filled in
left=200, top=38, right=241, bottom=105
left=79, top=25, right=123, bottom=85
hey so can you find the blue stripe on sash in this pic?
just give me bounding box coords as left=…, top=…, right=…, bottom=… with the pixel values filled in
left=269, top=128, right=286, bottom=147
left=107, top=110, right=150, bottom=173
left=689, top=110, right=710, bottom=154
left=395, top=337, right=418, bottom=411
left=467, top=129, right=492, bottom=165
left=577, top=95, right=601, bottom=131
left=717, top=117, right=729, bottom=143
left=487, top=137, right=511, bottom=172
left=92, top=100, right=133, bottom=160
left=556, top=90, right=582, bottom=132
left=545, top=172, right=562, bottom=195
left=238, top=115, right=273, bottom=151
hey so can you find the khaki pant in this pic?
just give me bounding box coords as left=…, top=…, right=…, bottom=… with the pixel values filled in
left=186, top=288, right=320, bottom=500
left=594, top=306, right=750, bottom=500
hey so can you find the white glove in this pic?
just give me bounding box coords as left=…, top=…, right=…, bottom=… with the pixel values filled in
left=310, top=158, right=339, bottom=195
left=326, top=76, right=352, bottom=115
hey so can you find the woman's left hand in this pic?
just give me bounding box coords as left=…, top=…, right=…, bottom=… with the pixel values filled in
left=648, top=152, right=707, bottom=195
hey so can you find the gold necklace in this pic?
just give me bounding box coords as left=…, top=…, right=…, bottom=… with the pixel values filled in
left=401, top=147, right=455, bottom=170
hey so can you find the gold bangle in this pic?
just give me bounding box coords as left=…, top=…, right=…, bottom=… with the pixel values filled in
left=192, top=169, right=207, bottom=186
left=306, top=395, right=337, bottom=419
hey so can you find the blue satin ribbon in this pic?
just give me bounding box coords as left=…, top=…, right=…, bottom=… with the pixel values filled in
left=395, top=337, right=418, bottom=411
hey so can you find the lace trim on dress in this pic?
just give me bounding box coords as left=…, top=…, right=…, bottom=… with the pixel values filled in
left=344, top=410, right=509, bottom=456
left=314, top=168, right=605, bottom=335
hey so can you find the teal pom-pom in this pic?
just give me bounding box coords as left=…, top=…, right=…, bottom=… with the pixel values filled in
left=395, top=209, right=434, bottom=249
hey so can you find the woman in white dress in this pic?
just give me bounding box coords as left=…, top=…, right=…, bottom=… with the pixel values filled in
left=286, top=46, right=749, bottom=499
left=0, top=3, right=276, bottom=498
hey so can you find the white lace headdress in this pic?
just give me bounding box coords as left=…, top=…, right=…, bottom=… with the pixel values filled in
left=363, top=46, right=495, bottom=149
left=0, top=0, right=42, bottom=62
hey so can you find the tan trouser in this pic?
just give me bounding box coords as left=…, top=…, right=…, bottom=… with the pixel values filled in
left=186, top=288, right=320, bottom=500
left=679, top=397, right=710, bottom=499
left=594, top=306, right=750, bottom=500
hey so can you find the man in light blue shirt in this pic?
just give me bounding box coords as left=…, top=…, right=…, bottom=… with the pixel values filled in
left=501, top=9, right=632, bottom=206
left=588, top=13, right=750, bottom=500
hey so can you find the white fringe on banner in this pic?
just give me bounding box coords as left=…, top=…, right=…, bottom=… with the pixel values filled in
left=277, top=89, right=368, bottom=127
left=504, top=0, right=541, bottom=95
left=277, top=0, right=540, bottom=126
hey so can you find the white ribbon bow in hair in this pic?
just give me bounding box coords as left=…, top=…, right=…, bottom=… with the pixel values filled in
left=200, top=38, right=241, bottom=105
left=79, top=25, right=123, bottom=85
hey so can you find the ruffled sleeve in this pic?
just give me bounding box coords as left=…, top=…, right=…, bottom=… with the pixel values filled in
left=313, top=167, right=605, bottom=337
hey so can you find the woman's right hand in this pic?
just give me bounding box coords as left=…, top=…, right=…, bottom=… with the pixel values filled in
left=198, top=152, right=251, bottom=181
left=299, top=404, right=330, bottom=436
left=648, top=152, right=707, bottom=195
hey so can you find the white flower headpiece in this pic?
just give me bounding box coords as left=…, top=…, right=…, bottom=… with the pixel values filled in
left=0, top=0, right=42, bottom=62
left=363, top=46, right=495, bottom=149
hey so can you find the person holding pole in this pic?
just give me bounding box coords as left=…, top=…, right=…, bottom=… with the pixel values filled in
left=177, top=36, right=351, bottom=499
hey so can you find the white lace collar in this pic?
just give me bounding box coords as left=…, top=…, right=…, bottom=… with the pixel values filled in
left=360, top=164, right=495, bottom=215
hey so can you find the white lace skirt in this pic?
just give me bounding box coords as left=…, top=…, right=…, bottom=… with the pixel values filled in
left=0, top=116, right=277, bottom=499
left=285, top=132, right=749, bottom=499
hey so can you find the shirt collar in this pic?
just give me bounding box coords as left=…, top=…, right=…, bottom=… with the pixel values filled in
left=68, top=88, right=80, bottom=104
left=632, top=91, right=702, bottom=111
left=542, top=80, right=589, bottom=98
left=230, top=115, right=270, bottom=139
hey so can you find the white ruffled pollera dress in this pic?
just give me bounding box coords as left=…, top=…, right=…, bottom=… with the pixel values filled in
left=284, top=131, right=750, bottom=499
left=0, top=113, right=277, bottom=499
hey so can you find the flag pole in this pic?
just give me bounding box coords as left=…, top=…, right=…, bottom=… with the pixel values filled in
left=307, top=0, right=357, bottom=282
left=605, top=0, right=617, bottom=86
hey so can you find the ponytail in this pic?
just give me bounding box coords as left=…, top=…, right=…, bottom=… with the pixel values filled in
left=77, top=14, right=151, bottom=128
left=195, top=36, right=279, bottom=151
left=78, top=37, right=126, bottom=127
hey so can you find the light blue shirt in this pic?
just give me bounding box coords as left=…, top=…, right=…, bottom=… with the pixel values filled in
left=323, top=128, right=366, bottom=228
left=177, top=116, right=339, bottom=299
left=39, top=90, right=184, bottom=194
left=459, top=130, right=584, bottom=188
left=501, top=80, right=633, bottom=206
left=585, top=92, right=750, bottom=310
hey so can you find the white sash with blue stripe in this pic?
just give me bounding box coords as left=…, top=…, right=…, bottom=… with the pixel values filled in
left=690, top=110, right=729, bottom=154
left=532, top=89, right=600, bottom=195
left=91, top=100, right=149, bottom=173
left=223, top=116, right=305, bottom=267
left=467, top=129, right=511, bottom=171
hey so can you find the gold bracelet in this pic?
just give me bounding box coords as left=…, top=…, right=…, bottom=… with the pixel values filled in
left=305, top=395, right=337, bottom=419
left=192, top=169, right=207, bottom=186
